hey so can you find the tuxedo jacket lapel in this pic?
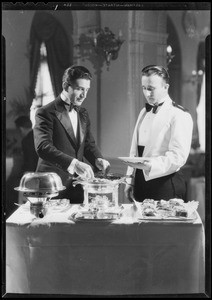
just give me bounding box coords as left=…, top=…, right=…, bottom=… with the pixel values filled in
left=78, top=110, right=86, bottom=145
left=55, top=98, right=78, bottom=148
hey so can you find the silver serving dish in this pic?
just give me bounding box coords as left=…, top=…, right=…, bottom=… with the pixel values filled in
left=14, top=172, right=66, bottom=197
left=73, top=173, right=127, bottom=208
left=73, top=172, right=127, bottom=188
left=14, top=172, right=66, bottom=218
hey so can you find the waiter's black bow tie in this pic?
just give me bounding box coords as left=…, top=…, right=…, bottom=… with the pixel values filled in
left=145, top=102, right=164, bottom=113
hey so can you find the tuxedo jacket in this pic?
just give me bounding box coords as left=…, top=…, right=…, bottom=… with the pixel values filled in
left=33, top=96, right=103, bottom=185
left=126, top=96, right=193, bottom=184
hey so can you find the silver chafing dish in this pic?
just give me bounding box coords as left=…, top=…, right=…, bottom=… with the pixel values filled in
left=14, top=172, right=66, bottom=217
left=73, top=173, right=127, bottom=208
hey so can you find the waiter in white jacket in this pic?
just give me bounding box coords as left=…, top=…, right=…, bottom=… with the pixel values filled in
left=125, top=65, right=193, bottom=202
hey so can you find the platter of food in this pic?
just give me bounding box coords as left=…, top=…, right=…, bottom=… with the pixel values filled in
left=138, top=212, right=197, bottom=222
left=134, top=198, right=199, bottom=222
left=69, top=203, right=124, bottom=222
left=71, top=214, right=120, bottom=222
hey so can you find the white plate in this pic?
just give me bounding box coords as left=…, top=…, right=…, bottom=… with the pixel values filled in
left=138, top=211, right=197, bottom=222
left=73, top=217, right=118, bottom=222
left=70, top=211, right=121, bottom=222
left=118, top=157, right=150, bottom=164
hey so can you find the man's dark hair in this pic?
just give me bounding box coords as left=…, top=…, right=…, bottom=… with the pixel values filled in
left=62, top=65, right=92, bottom=90
left=15, top=116, right=32, bottom=129
left=141, top=65, right=170, bottom=84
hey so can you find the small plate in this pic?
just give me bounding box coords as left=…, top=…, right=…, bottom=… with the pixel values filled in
left=118, top=157, right=150, bottom=164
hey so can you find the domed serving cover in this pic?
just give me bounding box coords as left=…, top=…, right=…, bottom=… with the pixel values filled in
left=14, top=172, right=66, bottom=193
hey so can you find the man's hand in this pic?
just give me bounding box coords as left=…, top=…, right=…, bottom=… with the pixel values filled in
left=124, top=161, right=151, bottom=172
left=75, top=161, right=94, bottom=180
left=124, top=184, right=134, bottom=203
left=95, top=158, right=110, bottom=175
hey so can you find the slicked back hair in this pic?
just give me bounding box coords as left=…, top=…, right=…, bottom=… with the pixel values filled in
left=141, top=65, right=170, bottom=84
left=62, top=65, right=92, bottom=90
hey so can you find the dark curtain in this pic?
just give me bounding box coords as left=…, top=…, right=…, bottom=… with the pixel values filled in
left=30, top=12, right=71, bottom=104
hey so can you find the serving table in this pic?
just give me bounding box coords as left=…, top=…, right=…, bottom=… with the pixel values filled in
left=5, top=203, right=205, bottom=296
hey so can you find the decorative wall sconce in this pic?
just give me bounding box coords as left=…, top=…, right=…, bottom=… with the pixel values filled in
left=186, top=69, right=204, bottom=85
left=166, top=45, right=175, bottom=66
left=76, top=27, right=124, bottom=71
left=91, top=27, right=124, bottom=70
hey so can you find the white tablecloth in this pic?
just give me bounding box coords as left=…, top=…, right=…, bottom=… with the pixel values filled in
left=6, top=203, right=205, bottom=296
left=188, top=177, right=205, bottom=225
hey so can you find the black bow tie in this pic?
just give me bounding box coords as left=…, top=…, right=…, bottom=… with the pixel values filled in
left=145, top=102, right=164, bottom=113
left=65, top=102, right=80, bottom=113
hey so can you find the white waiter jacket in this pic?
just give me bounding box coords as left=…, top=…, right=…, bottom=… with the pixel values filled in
left=126, top=96, right=193, bottom=184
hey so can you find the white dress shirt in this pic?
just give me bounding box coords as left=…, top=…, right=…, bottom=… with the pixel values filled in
left=138, top=99, right=165, bottom=146
left=60, top=91, right=78, bottom=174
left=61, top=91, right=78, bottom=137
left=138, top=112, right=155, bottom=146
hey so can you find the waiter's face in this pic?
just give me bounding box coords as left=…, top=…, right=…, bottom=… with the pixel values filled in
left=141, top=74, right=169, bottom=105
left=68, top=78, right=91, bottom=106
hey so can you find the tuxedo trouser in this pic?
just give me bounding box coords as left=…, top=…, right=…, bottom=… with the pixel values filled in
left=133, top=146, right=186, bottom=202
left=53, top=177, right=84, bottom=204
left=37, top=164, right=84, bottom=204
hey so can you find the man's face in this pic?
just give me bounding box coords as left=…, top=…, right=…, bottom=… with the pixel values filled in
left=68, top=78, right=90, bottom=106
left=141, top=74, right=169, bottom=105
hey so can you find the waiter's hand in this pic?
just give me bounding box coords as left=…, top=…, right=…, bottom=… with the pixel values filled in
left=125, top=161, right=151, bottom=172
left=75, top=161, right=94, bottom=180
left=124, top=184, right=134, bottom=203
left=95, top=158, right=110, bottom=175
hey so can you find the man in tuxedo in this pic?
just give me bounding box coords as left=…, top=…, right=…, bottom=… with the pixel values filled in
left=34, top=65, right=110, bottom=203
left=124, top=65, right=193, bottom=202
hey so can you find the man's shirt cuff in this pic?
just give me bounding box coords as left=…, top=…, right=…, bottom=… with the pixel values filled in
left=67, top=158, right=78, bottom=174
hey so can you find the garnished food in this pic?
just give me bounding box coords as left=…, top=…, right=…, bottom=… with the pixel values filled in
left=175, top=207, right=188, bottom=217
left=143, top=199, right=155, bottom=204
left=169, top=198, right=184, bottom=206
left=156, top=199, right=170, bottom=210
left=72, top=195, right=123, bottom=220
left=139, top=198, right=198, bottom=219
left=143, top=208, right=157, bottom=216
